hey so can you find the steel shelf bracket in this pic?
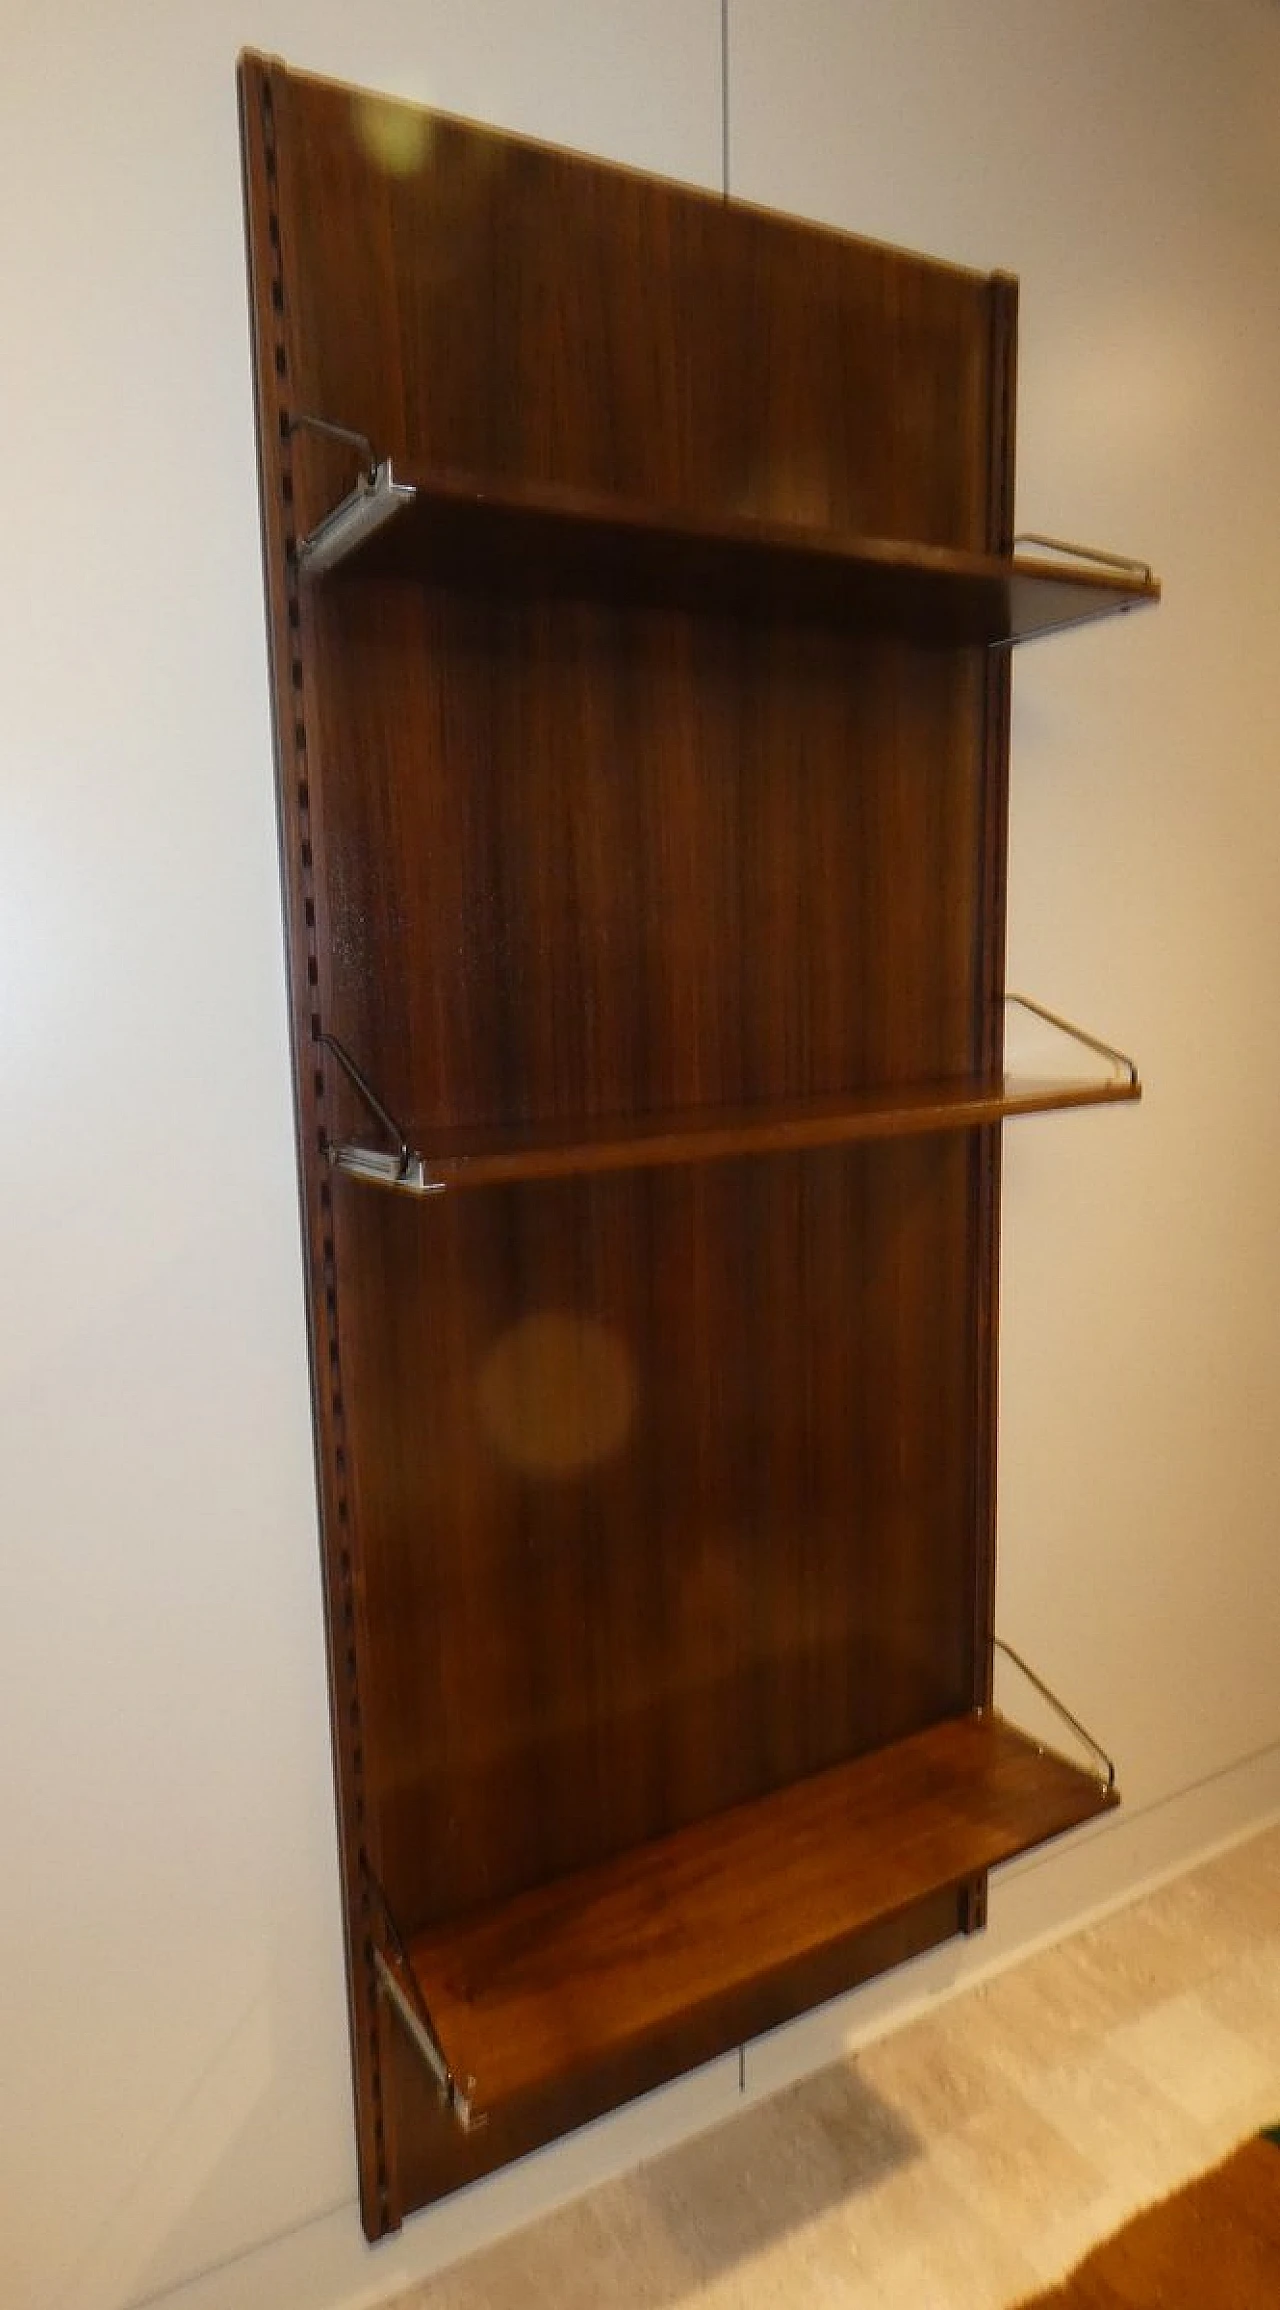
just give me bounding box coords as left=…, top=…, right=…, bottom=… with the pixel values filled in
left=321, top=1034, right=441, bottom=1195
left=994, top=1637, right=1118, bottom=1795
left=1013, top=531, right=1153, bottom=585
left=365, top=1872, right=482, bottom=2133
left=287, top=416, right=415, bottom=575
left=1005, top=992, right=1140, bottom=1090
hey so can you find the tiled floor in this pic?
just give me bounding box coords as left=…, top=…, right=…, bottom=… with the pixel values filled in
left=393, top=1825, right=1280, bottom=2309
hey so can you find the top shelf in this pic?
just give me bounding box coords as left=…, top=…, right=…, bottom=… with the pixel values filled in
left=295, top=460, right=1160, bottom=648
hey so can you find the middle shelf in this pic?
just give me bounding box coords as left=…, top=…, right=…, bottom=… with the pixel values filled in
left=327, top=1044, right=1141, bottom=1195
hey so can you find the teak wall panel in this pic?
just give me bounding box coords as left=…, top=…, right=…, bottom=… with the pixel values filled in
left=311, top=589, right=988, bottom=1133
left=240, top=53, right=1017, bottom=2234
left=336, top=1142, right=977, bottom=1935
left=268, top=70, right=995, bottom=552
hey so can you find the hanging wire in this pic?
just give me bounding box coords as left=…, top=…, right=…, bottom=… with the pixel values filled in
left=721, top=0, right=730, bottom=197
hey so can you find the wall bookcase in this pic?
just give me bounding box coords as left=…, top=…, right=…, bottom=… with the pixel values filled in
left=239, top=53, right=1157, bottom=2239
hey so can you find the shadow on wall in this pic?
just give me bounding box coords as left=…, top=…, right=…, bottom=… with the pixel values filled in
left=45, top=1989, right=276, bottom=2310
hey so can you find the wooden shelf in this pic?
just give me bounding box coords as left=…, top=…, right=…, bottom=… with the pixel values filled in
left=302, top=461, right=1159, bottom=646
left=402, top=1713, right=1115, bottom=2123
left=332, top=1069, right=1140, bottom=1194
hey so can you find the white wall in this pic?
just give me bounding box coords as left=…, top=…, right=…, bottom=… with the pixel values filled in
left=2, top=6, right=1277, bottom=2309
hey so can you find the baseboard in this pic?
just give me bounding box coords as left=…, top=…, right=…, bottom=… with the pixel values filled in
left=135, top=1738, right=1280, bottom=2310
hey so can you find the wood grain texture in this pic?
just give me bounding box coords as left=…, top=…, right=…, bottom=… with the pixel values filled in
left=388, top=1887, right=967, bottom=2213
left=338, top=1139, right=981, bottom=1930
left=403, top=1715, right=1113, bottom=2119
left=271, top=76, right=996, bottom=548
left=233, top=53, right=1136, bottom=2234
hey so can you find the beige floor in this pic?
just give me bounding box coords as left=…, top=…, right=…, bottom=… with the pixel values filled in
left=395, top=1826, right=1280, bottom=2309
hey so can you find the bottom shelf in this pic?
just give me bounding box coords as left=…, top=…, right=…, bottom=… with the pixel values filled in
left=392, top=1713, right=1116, bottom=2126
